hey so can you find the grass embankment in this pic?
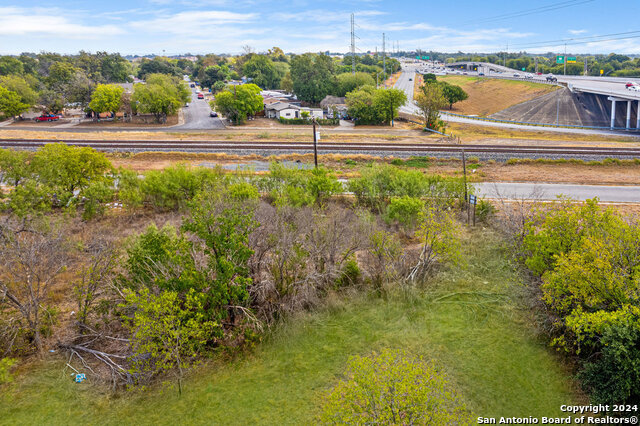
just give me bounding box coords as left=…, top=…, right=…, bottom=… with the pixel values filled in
left=435, top=76, right=558, bottom=117
left=0, top=229, right=582, bottom=425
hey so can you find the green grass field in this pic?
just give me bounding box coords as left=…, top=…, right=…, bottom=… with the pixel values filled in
left=0, top=229, right=583, bottom=425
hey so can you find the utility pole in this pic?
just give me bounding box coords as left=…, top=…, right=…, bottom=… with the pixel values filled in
left=504, top=42, right=508, bottom=67
left=535, top=56, right=538, bottom=73
left=312, top=118, right=318, bottom=168
left=350, top=13, right=356, bottom=75
left=564, top=43, right=567, bottom=76
left=584, top=57, right=588, bottom=76
left=382, top=32, right=386, bottom=85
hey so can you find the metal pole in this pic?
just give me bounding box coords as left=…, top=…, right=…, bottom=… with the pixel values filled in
left=313, top=119, right=318, bottom=168
left=461, top=146, right=468, bottom=203
left=564, top=43, right=567, bottom=76
left=472, top=202, right=476, bottom=226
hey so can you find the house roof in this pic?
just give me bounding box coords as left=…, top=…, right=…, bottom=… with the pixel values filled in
left=263, top=98, right=282, bottom=105
left=266, top=102, right=299, bottom=111
left=320, top=95, right=346, bottom=108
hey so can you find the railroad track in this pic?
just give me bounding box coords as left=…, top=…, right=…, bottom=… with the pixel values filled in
left=1, top=138, right=639, bottom=157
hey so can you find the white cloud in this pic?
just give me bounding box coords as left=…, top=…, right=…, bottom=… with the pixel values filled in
left=0, top=6, right=124, bottom=38
left=568, top=29, right=587, bottom=35
left=129, top=10, right=258, bottom=36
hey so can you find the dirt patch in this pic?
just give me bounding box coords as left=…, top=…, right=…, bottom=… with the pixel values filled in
left=435, top=76, right=558, bottom=117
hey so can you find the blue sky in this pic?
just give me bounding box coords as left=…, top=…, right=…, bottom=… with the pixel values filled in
left=0, top=0, right=638, bottom=55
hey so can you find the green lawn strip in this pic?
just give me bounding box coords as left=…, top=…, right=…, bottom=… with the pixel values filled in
left=0, top=229, right=581, bottom=425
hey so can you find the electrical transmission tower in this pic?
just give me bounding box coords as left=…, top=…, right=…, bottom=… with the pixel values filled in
left=350, top=13, right=356, bottom=75
left=382, top=33, right=386, bottom=79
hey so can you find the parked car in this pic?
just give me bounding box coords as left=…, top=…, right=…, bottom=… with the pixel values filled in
left=197, top=93, right=204, bottom=99
left=190, top=83, right=195, bottom=88
left=210, top=111, right=218, bottom=117
left=34, top=114, right=59, bottom=122
left=185, top=103, right=189, bottom=107
left=478, top=72, right=485, bottom=76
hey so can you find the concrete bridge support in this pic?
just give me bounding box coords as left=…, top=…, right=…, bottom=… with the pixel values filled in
left=608, top=96, right=639, bottom=130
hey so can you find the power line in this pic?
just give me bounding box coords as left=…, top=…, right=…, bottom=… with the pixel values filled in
left=465, top=0, right=595, bottom=26
left=508, top=30, right=640, bottom=49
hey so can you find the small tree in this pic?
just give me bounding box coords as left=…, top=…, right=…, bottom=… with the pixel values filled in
left=407, top=206, right=461, bottom=282
left=123, top=288, right=218, bottom=394
left=440, top=81, right=468, bottom=110
left=89, top=84, right=124, bottom=121
left=415, top=83, right=447, bottom=131
left=0, top=223, right=68, bottom=354
left=373, top=88, right=407, bottom=125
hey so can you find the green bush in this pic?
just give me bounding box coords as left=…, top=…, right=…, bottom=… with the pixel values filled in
left=348, top=164, right=465, bottom=213
left=0, top=358, right=16, bottom=385
left=319, top=349, right=472, bottom=425
left=475, top=199, right=495, bottom=223
left=264, top=163, right=342, bottom=207
left=81, top=180, right=114, bottom=220
left=335, top=257, right=361, bottom=288
left=385, top=196, right=424, bottom=233
left=140, top=165, right=222, bottom=211
left=522, top=199, right=640, bottom=407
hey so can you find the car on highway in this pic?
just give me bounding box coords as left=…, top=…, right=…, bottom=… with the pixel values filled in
left=546, top=75, right=558, bottom=83
left=627, top=85, right=640, bottom=92
left=625, top=82, right=639, bottom=88
left=210, top=111, right=218, bottom=117
left=34, top=114, right=60, bottom=122
left=513, top=73, right=520, bottom=78
left=197, top=93, right=204, bottom=99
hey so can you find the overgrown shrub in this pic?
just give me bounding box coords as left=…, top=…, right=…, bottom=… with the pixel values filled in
left=348, top=164, right=465, bottom=213
left=262, top=163, right=342, bottom=207
left=319, top=349, right=473, bottom=425
left=522, top=199, right=640, bottom=407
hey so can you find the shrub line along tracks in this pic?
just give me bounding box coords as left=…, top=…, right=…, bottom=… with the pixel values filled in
left=1, top=138, right=640, bottom=159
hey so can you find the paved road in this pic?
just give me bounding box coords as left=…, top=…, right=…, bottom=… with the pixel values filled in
left=393, top=64, right=417, bottom=104
left=173, top=88, right=225, bottom=130
left=474, top=182, right=640, bottom=203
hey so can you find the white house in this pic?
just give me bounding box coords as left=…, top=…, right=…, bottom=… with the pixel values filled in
left=265, top=102, right=300, bottom=119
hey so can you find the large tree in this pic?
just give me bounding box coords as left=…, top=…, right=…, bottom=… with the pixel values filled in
left=242, top=55, right=280, bottom=90
left=335, top=72, right=376, bottom=97
left=290, top=53, right=336, bottom=104
left=0, top=86, right=29, bottom=119
left=0, top=75, right=37, bottom=106
left=372, top=88, right=407, bottom=125
left=89, top=84, right=124, bottom=120
left=212, top=84, right=263, bottom=125
left=132, top=74, right=189, bottom=123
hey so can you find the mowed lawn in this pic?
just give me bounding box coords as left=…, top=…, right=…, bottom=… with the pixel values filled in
left=437, top=75, right=558, bottom=117
left=0, top=229, right=583, bottom=425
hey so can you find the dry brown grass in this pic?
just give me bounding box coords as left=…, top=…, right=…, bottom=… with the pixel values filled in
left=433, top=76, right=558, bottom=116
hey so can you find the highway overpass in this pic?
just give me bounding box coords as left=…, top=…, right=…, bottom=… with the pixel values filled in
left=438, top=62, right=640, bottom=130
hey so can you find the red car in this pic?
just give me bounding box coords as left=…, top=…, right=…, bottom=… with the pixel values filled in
left=35, top=114, right=60, bottom=122
left=197, top=93, right=204, bottom=99
left=625, top=82, right=638, bottom=88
